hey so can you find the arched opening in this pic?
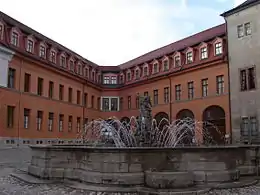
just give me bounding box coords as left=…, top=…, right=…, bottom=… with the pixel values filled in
left=154, top=112, right=169, bottom=131
left=176, top=109, right=195, bottom=145
left=120, top=117, right=130, bottom=124
left=202, top=105, right=226, bottom=144
left=176, top=109, right=194, bottom=119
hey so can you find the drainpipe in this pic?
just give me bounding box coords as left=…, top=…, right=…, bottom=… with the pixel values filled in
left=17, top=59, right=22, bottom=147
left=169, top=76, right=172, bottom=121
left=82, top=81, right=85, bottom=143
left=224, top=18, right=233, bottom=145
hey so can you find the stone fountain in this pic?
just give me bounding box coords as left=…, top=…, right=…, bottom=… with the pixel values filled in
left=19, top=96, right=260, bottom=194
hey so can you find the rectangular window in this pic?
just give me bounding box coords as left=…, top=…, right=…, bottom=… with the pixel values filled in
left=237, top=24, right=244, bottom=38
left=163, top=60, right=169, bottom=71
left=103, top=76, right=110, bottom=84
left=51, top=51, right=56, bottom=63
left=200, top=47, right=208, bottom=59
left=136, top=94, right=140, bottom=109
left=7, top=68, right=15, bottom=89
left=60, top=56, right=66, bottom=68
left=111, top=98, right=118, bottom=111
left=97, top=97, right=100, bottom=110
left=153, top=89, right=158, bottom=105
left=49, top=81, right=54, bottom=98
left=202, top=78, right=208, bottom=97
left=91, top=95, right=94, bottom=108
left=153, top=63, right=159, bottom=73
left=120, top=97, right=123, bottom=111
left=244, top=22, right=252, bottom=36
left=128, top=96, right=131, bottom=109
left=241, top=116, right=258, bottom=138
left=248, top=67, right=256, bottom=90
left=188, top=81, right=194, bottom=100
left=24, top=73, right=31, bottom=92
left=36, top=111, right=43, bottom=131
left=24, top=108, right=30, bottom=129
left=215, top=42, right=222, bottom=55
left=143, top=67, right=148, bottom=76
left=216, top=75, right=224, bottom=95
left=164, top=87, right=169, bottom=103
left=186, top=52, right=193, bottom=63
left=59, top=85, right=64, bottom=100
left=111, top=76, right=117, bottom=84
left=102, top=98, right=109, bottom=111
left=37, top=77, right=43, bottom=96
left=144, top=91, right=149, bottom=96
left=77, top=90, right=81, bottom=104
left=7, top=106, right=15, bottom=128
left=68, top=88, right=73, bottom=103
left=59, top=114, right=64, bottom=132
left=174, top=56, right=180, bottom=67
left=68, top=116, right=73, bottom=132
left=84, top=118, right=88, bottom=132
left=11, top=32, right=18, bottom=46
left=175, top=84, right=181, bottom=101
left=77, top=117, right=81, bottom=132
left=240, top=67, right=256, bottom=91
left=48, top=112, right=54, bottom=131
left=39, top=45, right=46, bottom=58
left=27, top=40, right=33, bottom=53
left=83, top=93, right=88, bottom=107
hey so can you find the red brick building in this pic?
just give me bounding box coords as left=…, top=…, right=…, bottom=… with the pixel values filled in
left=0, top=12, right=230, bottom=146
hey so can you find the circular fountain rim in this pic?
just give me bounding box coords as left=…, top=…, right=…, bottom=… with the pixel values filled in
left=29, top=144, right=255, bottom=151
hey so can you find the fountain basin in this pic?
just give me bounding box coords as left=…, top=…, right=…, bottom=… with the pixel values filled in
left=28, top=145, right=260, bottom=192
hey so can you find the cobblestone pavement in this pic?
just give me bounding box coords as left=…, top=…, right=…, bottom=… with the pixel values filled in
left=1, top=147, right=260, bottom=194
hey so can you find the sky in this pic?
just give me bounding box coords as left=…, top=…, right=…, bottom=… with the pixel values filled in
left=1, top=0, right=246, bottom=66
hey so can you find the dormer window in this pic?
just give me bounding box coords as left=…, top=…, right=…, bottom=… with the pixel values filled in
left=186, top=51, right=193, bottom=64
left=200, top=47, right=208, bottom=60
left=60, top=56, right=66, bottom=68
left=174, top=56, right=180, bottom=67
left=215, top=42, right=222, bottom=55
left=103, top=76, right=110, bottom=84
left=84, top=67, right=89, bottom=77
left=50, top=51, right=56, bottom=63
left=153, top=63, right=159, bottom=73
left=26, top=40, right=34, bottom=53
left=39, top=45, right=46, bottom=58
left=127, top=72, right=131, bottom=81
left=97, top=74, right=101, bottom=83
left=77, top=64, right=82, bottom=75
left=11, top=32, right=19, bottom=46
left=0, top=24, right=4, bottom=40
left=92, top=71, right=95, bottom=80
left=135, top=69, right=140, bottom=79
left=163, top=60, right=169, bottom=71
left=120, top=75, right=124, bottom=84
left=111, top=76, right=117, bottom=84
left=69, top=60, right=74, bottom=71
left=143, top=66, right=148, bottom=76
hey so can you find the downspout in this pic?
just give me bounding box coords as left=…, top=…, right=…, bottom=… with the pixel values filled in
left=224, top=18, right=233, bottom=144
left=169, top=76, right=172, bottom=121
left=82, top=80, right=85, bottom=142
left=17, top=59, right=22, bottom=147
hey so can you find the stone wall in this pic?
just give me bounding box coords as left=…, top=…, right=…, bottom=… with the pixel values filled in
left=28, top=145, right=260, bottom=191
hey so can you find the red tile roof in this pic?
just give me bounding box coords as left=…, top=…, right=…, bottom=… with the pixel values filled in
left=118, top=24, right=226, bottom=70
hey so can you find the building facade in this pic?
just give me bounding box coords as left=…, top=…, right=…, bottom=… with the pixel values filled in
left=0, top=11, right=230, bottom=146
left=222, top=0, right=260, bottom=144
